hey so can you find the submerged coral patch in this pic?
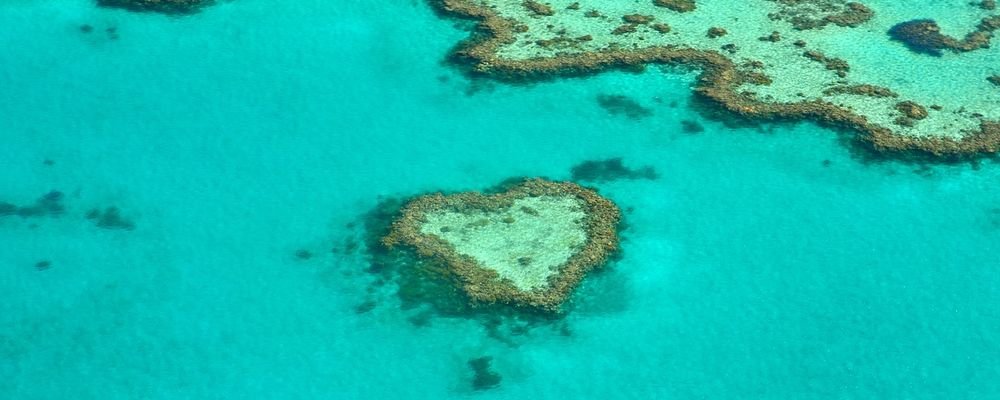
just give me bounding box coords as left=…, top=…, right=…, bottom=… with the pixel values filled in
left=467, top=356, right=502, bottom=390
left=595, top=94, right=653, bottom=119
left=96, top=0, right=213, bottom=14
left=0, top=191, right=65, bottom=219
left=570, top=158, right=658, bottom=182
left=383, top=179, right=620, bottom=311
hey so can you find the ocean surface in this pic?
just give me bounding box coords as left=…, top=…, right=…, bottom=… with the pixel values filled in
left=2, top=0, right=1000, bottom=398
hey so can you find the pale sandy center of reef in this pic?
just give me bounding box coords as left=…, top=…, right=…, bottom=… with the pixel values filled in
left=420, top=196, right=586, bottom=291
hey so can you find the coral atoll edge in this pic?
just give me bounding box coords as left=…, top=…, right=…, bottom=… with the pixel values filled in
left=432, top=0, right=1000, bottom=158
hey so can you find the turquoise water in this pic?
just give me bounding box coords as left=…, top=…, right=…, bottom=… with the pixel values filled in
left=2, top=0, right=1000, bottom=398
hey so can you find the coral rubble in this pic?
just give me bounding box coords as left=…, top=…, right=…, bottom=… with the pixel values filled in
left=383, top=179, right=620, bottom=311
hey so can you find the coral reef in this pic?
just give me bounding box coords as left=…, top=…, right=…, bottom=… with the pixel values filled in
left=888, top=17, right=1000, bottom=56
left=570, top=158, right=658, bottom=182
left=766, top=0, right=873, bottom=30
left=96, top=0, right=213, bottom=14
left=430, top=0, right=1000, bottom=158
left=383, top=179, right=620, bottom=311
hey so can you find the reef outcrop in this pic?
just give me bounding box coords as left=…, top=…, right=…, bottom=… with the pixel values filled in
left=431, top=0, right=1000, bottom=158
left=383, top=179, right=620, bottom=311
left=888, top=17, right=1000, bottom=56
left=96, top=0, right=213, bottom=14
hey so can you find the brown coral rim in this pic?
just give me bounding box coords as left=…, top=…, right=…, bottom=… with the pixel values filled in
left=431, top=0, right=1000, bottom=158
left=383, top=179, right=621, bottom=312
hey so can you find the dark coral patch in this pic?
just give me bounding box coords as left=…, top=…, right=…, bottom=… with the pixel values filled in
left=468, top=356, right=502, bottom=390
left=681, top=119, right=705, bottom=133
left=97, top=0, right=213, bottom=14
left=1, top=191, right=66, bottom=219
left=571, top=158, right=658, bottom=182
left=85, top=207, right=136, bottom=230
left=653, top=0, right=696, bottom=13
left=596, top=94, right=653, bottom=119
left=889, top=17, right=1000, bottom=56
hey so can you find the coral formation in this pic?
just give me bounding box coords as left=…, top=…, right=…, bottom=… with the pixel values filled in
left=765, top=0, right=873, bottom=30
left=822, top=84, right=897, bottom=98
left=96, top=0, right=213, bottom=14
left=431, top=0, right=1000, bottom=158
left=0, top=191, right=65, bottom=219
left=654, top=0, right=696, bottom=13
left=707, top=27, right=728, bottom=38
left=468, top=356, right=502, bottom=390
left=522, top=0, right=554, bottom=16
left=85, top=207, right=136, bottom=230
left=35, top=260, right=52, bottom=271
left=888, top=17, right=1000, bottom=56
left=596, top=94, right=653, bottom=119
left=570, top=158, right=658, bottom=182
left=383, top=179, right=620, bottom=311
left=681, top=119, right=706, bottom=133
left=896, top=101, right=928, bottom=120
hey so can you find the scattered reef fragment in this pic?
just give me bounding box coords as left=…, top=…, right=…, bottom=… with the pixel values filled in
left=888, top=17, right=1000, bottom=56
left=96, top=0, right=213, bottom=14
left=570, top=158, right=658, bottom=182
left=653, top=0, right=695, bottom=13
left=0, top=191, right=65, bottom=219
left=85, top=206, right=136, bottom=230
left=467, top=356, right=502, bottom=390
left=766, top=0, right=873, bottom=30
left=382, top=178, right=620, bottom=311
left=433, top=0, right=1000, bottom=158
left=595, top=94, right=653, bottom=119
left=681, top=119, right=705, bottom=133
